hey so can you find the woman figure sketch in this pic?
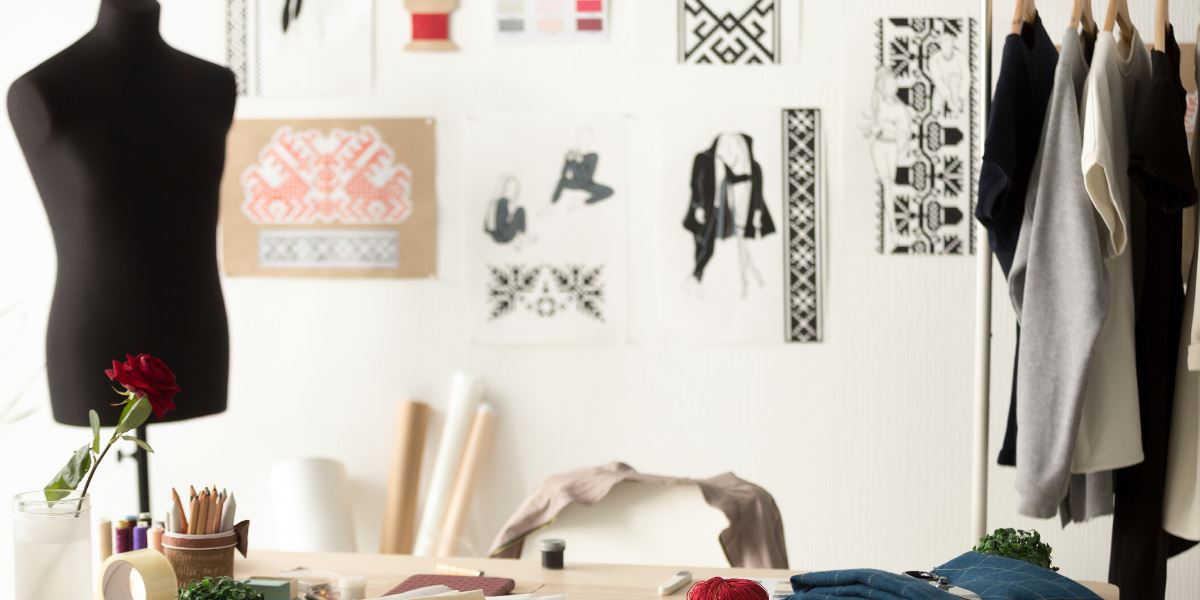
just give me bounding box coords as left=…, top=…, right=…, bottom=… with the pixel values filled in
left=683, top=133, right=775, bottom=299
left=550, top=128, right=614, bottom=208
left=484, top=176, right=533, bottom=249
left=928, top=33, right=965, bottom=116
left=865, top=68, right=914, bottom=196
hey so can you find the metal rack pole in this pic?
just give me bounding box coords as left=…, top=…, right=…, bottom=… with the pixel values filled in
left=971, top=0, right=995, bottom=545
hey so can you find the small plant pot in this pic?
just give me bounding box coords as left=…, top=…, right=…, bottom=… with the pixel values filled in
left=161, top=521, right=250, bottom=587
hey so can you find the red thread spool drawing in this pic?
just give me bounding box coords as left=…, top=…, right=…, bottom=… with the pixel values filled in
left=406, top=0, right=458, bottom=51
left=686, top=577, right=769, bottom=600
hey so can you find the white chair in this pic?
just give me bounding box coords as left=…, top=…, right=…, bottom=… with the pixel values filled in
left=269, top=457, right=357, bottom=552
left=519, top=481, right=730, bottom=567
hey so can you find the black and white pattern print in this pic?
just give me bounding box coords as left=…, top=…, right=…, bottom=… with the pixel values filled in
left=225, top=0, right=255, bottom=96
left=679, top=0, right=780, bottom=65
left=783, top=109, right=821, bottom=343
left=258, top=230, right=400, bottom=268
left=869, top=17, right=978, bottom=255
left=487, top=265, right=605, bottom=322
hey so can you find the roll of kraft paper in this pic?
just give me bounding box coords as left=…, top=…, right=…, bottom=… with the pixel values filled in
left=380, top=400, right=432, bottom=554
left=436, top=403, right=497, bottom=557
left=270, top=457, right=357, bottom=552
left=413, top=372, right=483, bottom=556
left=97, top=548, right=178, bottom=600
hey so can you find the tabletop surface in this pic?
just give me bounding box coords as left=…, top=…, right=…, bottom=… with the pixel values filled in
left=235, top=550, right=1119, bottom=599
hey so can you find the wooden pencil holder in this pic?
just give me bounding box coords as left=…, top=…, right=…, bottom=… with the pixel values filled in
left=161, top=521, right=250, bottom=587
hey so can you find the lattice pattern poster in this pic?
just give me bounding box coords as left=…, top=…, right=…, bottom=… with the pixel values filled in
left=220, top=118, right=437, bottom=278
left=657, top=109, right=822, bottom=344
left=225, top=0, right=374, bottom=97
left=852, top=16, right=978, bottom=255
left=466, top=115, right=628, bottom=345
left=679, top=0, right=780, bottom=64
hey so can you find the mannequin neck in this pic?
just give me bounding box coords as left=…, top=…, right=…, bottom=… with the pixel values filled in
left=94, top=0, right=163, bottom=48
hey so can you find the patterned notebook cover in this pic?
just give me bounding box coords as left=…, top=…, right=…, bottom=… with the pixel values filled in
left=385, top=574, right=517, bottom=596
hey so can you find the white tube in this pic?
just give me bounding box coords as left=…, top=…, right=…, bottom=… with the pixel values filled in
left=269, top=457, right=358, bottom=552
left=413, top=372, right=484, bottom=556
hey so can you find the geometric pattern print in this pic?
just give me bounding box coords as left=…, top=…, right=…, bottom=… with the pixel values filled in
left=486, top=264, right=605, bottom=322
left=225, top=0, right=249, bottom=95
left=680, top=0, right=780, bottom=65
left=258, top=231, right=400, bottom=268
left=240, top=126, right=414, bottom=225
left=783, top=108, right=821, bottom=343
left=871, top=17, right=978, bottom=255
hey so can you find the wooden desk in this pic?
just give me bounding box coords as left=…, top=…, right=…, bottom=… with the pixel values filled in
left=236, top=551, right=1119, bottom=599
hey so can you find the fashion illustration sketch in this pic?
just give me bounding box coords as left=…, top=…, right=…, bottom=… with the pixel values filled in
left=683, top=133, right=776, bottom=298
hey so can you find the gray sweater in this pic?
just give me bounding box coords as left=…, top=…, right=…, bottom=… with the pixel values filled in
left=1007, top=29, right=1113, bottom=521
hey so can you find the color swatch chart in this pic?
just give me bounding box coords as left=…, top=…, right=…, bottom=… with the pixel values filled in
left=496, top=0, right=609, bottom=41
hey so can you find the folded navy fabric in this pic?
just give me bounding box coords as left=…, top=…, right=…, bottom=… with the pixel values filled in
left=932, top=552, right=1100, bottom=600
left=787, top=569, right=953, bottom=599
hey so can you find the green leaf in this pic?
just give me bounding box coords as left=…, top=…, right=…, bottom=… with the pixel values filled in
left=44, top=444, right=93, bottom=501
left=115, top=396, right=151, bottom=436
left=120, top=435, right=155, bottom=454
left=89, top=410, right=101, bottom=454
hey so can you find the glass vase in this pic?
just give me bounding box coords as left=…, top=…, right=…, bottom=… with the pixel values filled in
left=11, top=491, right=92, bottom=600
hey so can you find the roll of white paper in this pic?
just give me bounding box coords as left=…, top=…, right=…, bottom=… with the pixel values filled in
left=269, top=457, right=358, bottom=552
left=413, top=371, right=484, bottom=556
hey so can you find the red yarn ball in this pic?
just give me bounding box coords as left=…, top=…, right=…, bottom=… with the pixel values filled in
left=686, top=577, right=769, bottom=600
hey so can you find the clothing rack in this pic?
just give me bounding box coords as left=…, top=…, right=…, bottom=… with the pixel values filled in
left=972, top=0, right=995, bottom=545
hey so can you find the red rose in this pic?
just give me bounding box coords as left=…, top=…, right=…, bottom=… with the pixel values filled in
left=105, top=354, right=180, bottom=419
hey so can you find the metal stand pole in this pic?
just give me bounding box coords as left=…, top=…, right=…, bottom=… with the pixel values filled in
left=971, top=0, right=995, bottom=545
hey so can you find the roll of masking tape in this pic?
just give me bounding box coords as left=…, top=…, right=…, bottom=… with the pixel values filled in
left=96, top=548, right=178, bottom=600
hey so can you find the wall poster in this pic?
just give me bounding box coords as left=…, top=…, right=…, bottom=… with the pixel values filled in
left=466, top=115, right=629, bottom=345
left=857, top=16, right=978, bottom=255
left=495, top=0, right=610, bottom=41
left=220, top=118, right=437, bottom=278
left=658, top=109, right=823, bottom=344
left=679, top=0, right=780, bottom=64
left=225, top=0, right=374, bottom=97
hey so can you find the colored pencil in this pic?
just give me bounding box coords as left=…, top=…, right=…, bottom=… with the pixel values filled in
left=171, top=488, right=189, bottom=534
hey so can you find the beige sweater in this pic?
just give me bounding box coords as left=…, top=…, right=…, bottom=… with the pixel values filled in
left=488, top=462, right=788, bottom=569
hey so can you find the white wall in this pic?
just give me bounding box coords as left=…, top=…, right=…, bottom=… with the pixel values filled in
left=1, top=0, right=1199, bottom=597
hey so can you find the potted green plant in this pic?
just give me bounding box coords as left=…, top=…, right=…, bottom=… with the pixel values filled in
left=179, top=577, right=265, bottom=600
left=973, top=528, right=1057, bottom=571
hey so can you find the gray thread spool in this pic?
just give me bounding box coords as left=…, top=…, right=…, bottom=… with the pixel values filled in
left=540, top=538, right=566, bottom=570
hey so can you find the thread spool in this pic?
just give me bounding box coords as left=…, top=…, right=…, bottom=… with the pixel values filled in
left=114, top=520, right=133, bottom=554
left=686, top=578, right=769, bottom=600
left=96, top=519, right=113, bottom=562
left=148, top=524, right=165, bottom=552
left=540, top=538, right=565, bottom=570
left=405, top=0, right=459, bottom=51
left=133, top=524, right=148, bottom=550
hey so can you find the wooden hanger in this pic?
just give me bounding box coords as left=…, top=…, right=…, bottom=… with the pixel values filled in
left=1154, top=0, right=1168, bottom=51
left=1104, top=0, right=1136, bottom=45
left=1070, top=0, right=1098, bottom=36
left=1011, top=0, right=1037, bottom=35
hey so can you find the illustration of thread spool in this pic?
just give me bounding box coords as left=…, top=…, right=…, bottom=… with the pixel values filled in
left=406, top=0, right=459, bottom=51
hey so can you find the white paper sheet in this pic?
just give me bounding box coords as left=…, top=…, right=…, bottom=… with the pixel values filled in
left=226, top=0, right=374, bottom=97
left=657, top=109, right=823, bottom=344
left=843, top=14, right=978, bottom=255
left=466, top=115, right=629, bottom=346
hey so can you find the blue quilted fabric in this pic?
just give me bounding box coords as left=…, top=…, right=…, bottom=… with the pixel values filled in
left=932, top=552, right=1101, bottom=600
left=787, top=569, right=953, bottom=599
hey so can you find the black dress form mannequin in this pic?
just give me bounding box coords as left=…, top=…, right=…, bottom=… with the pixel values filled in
left=8, top=0, right=234, bottom=428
